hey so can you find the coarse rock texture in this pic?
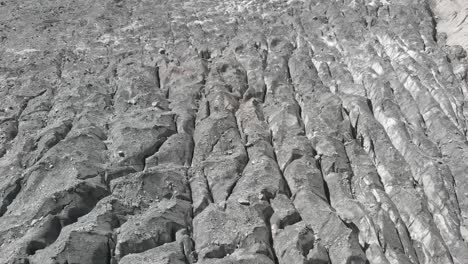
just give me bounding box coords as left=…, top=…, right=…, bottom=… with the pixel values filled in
left=1, top=0, right=468, bottom=263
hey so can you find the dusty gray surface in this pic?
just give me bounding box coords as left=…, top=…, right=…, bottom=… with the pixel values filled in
left=1, top=0, right=468, bottom=263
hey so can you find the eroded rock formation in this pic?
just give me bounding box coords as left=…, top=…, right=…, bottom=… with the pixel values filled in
left=1, top=0, right=468, bottom=263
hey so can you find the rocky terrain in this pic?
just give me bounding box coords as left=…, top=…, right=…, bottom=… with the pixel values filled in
left=431, top=0, right=468, bottom=50
left=1, top=0, right=468, bottom=263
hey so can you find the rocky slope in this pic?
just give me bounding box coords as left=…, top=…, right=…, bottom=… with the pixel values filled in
left=431, top=0, right=468, bottom=50
left=1, top=0, right=468, bottom=263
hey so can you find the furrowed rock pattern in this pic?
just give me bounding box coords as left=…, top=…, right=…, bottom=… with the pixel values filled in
left=0, top=0, right=468, bottom=263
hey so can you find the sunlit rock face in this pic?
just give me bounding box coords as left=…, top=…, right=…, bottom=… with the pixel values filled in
left=431, top=0, right=468, bottom=49
left=1, top=0, right=468, bottom=263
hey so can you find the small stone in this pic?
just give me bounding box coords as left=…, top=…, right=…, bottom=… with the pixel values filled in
left=258, top=192, right=265, bottom=200
left=238, top=198, right=250, bottom=205
left=218, top=201, right=226, bottom=209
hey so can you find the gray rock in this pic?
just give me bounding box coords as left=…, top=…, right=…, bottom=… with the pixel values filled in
left=193, top=203, right=273, bottom=261
left=115, top=199, right=191, bottom=260
left=119, top=241, right=186, bottom=264
left=1, top=0, right=468, bottom=263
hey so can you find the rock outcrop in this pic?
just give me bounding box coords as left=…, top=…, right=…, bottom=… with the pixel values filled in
left=1, top=0, right=468, bottom=263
